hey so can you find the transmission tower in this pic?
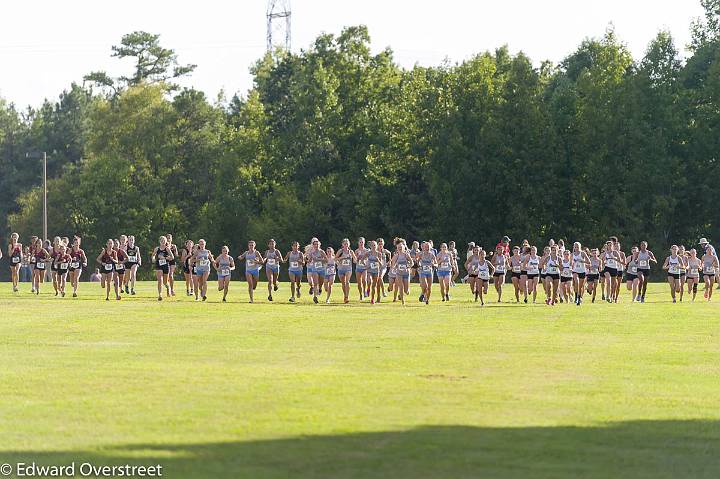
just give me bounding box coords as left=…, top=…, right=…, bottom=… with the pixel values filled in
left=267, top=0, right=291, bottom=52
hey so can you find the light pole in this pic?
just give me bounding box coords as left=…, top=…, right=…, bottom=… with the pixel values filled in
left=26, top=152, right=47, bottom=241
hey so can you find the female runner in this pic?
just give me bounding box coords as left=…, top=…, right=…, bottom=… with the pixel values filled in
left=436, top=243, right=454, bottom=302
left=586, top=248, right=601, bottom=303
left=509, top=246, right=523, bottom=302
left=50, top=236, right=61, bottom=295
left=114, top=240, right=128, bottom=295
left=68, top=236, right=88, bottom=298
left=560, top=250, right=574, bottom=303
left=7, top=233, right=22, bottom=292
left=662, top=245, right=683, bottom=303
left=238, top=240, right=264, bottom=303
left=635, top=241, right=657, bottom=303
left=305, top=238, right=327, bottom=304
left=265, top=239, right=282, bottom=301
left=686, top=249, right=701, bottom=301
left=366, top=241, right=383, bottom=304
left=601, top=241, right=622, bottom=303
left=354, top=237, right=369, bottom=300
left=124, top=235, right=141, bottom=295
left=492, top=245, right=509, bottom=303
left=97, top=239, right=120, bottom=301
left=190, top=239, right=214, bottom=302
left=31, top=238, right=48, bottom=295
left=151, top=236, right=174, bottom=301
left=541, top=245, right=562, bottom=305
left=181, top=240, right=195, bottom=296
left=323, top=247, right=337, bottom=304
left=540, top=246, right=551, bottom=303
left=701, top=248, right=719, bottom=301
left=624, top=246, right=640, bottom=302
left=571, top=242, right=591, bottom=305
left=166, top=233, right=179, bottom=297
left=214, top=246, right=235, bottom=302
left=391, top=241, right=413, bottom=305
left=54, top=244, right=71, bottom=297
left=475, top=248, right=495, bottom=305
left=335, top=239, right=357, bottom=304
left=449, top=240, right=459, bottom=287
left=522, top=246, right=541, bottom=303
left=614, top=242, right=626, bottom=302
left=677, top=245, right=688, bottom=302
left=286, top=242, right=305, bottom=303
left=377, top=238, right=391, bottom=298
left=409, top=241, right=420, bottom=282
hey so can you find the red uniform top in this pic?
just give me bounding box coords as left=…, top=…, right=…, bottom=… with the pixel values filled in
left=495, top=242, right=510, bottom=255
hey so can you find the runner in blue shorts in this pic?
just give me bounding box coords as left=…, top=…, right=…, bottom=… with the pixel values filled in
left=238, top=240, right=264, bottom=303
left=286, top=241, right=305, bottom=303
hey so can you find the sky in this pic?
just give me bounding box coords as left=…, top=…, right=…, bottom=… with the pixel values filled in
left=0, top=1, right=706, bottom=109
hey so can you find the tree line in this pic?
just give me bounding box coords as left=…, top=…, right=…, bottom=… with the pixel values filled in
left=1, top=2, right=720, bottom=280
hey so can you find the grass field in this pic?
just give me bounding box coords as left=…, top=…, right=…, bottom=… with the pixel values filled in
left=0, top=280, right=718, bottom=478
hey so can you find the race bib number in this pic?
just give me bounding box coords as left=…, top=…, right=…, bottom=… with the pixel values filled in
left=60, top=263, right=68, bottom=270
left=314, top=261, right=323, bottom=270
left=668, top=265, right=679, bottom=274
left=127, top=255, right=137, bottom=263
left=370, top=262, right=379, bottom=270
left=267, top=258, right=276, bottom=266
left=469, top=264, right=479, bottom=274
left=104, top=263, right=113, bottom=271
left=341, top=259, right=351, bottom=267
left=512, top=266, right=521, bottom=273
left=606, top=259, right=616, bottom=268
left=630, top=265, right=638, bottom=274
left=36, top=263, right=45, bottom=270
left=290, top=261, right=299, bottom=269
left=422, top=265, right=431, bottom=273
left=495, top=265, right=505, bottom=273
left=690, top=267, right=699, bottom=275
left=547, top=266, right=558, bottom=274
left=246, top=260, right=255, bottom=268
left=398, top=264, right=408, bottom=272
left=479, top=271, right=489, bottom=280
left=70, top=262, right=80, bottom=269
left=704, top=266, right=715, bottom=274
left=158, top=258, right=167, bottom=266
left=199, top=259, right=210, bottom=267
left=441, top=262, right=450, bottom=269
left=220, top=267, right=230, bottom=276
left=326, top=266, right=336, bottom=275
left=30, top=256, right=36, bottom=263
left=11, top=256, right=20, bottom=264
left=639, top=260, right=648, bottom=267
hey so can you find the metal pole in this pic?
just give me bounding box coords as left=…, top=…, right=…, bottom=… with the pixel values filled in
left=43, top=152, right=47, bottom=242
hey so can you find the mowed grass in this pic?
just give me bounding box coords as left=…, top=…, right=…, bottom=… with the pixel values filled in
left=0, top=279, right=718, bottom=478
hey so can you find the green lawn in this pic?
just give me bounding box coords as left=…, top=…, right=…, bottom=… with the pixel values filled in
left=0, top=280, right=718, bottom=478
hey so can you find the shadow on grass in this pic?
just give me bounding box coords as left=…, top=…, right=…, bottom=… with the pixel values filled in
left=1, top=421, right=718, bottom=478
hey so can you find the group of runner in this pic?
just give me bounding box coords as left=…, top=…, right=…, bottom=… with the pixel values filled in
left=4, top=233, right=719, bottom=305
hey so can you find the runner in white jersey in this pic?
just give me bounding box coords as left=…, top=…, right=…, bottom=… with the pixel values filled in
left=571, top=242, right=591, bottom=305
left=355, top=237, right=370, bottom=301
left=685, top=248, right=701, bottom=301
left=492, top=245, right=509, bottom=303
left=540, top=246, right=551, bottom=304
left=624, top=246, right=640, bottom=302
left=701, top=247, right=719, bottom=301
left=612, top=239, right=625, bottom=303
left=662, top=245, right=683, bottom=303
left=586, top=248, right=601, bottom=303
left=636, top=241, right=657, bottom=302
left=559, top=250, right=573, bottom=303
left=677, top=245, right=688, bottom=302
left=508, top=246, right=523, bottom=303
left=522, top=246, right=541, bottom=304
left=601, top=241, right=622, bottom=303
left=540, top=245, right=562, bottom=305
